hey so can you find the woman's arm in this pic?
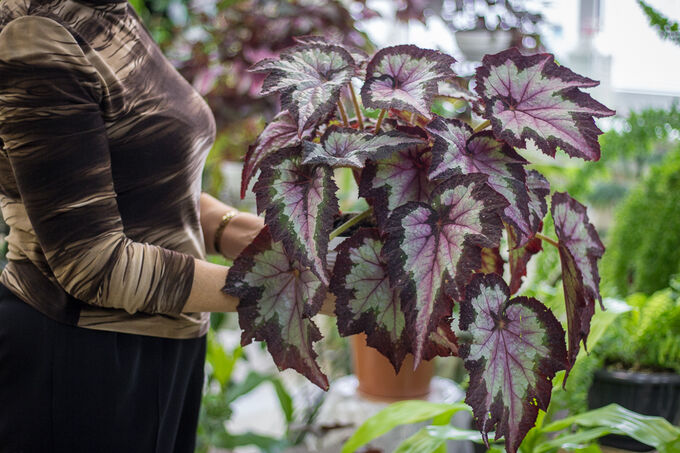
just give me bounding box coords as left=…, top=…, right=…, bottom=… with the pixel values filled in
left=183, top=193, right=264, bottom=313
left=199, top=192, right=264, bottom=259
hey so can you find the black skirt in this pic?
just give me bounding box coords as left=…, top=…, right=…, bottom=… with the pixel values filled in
left=0, top=284, right=206, bottom=453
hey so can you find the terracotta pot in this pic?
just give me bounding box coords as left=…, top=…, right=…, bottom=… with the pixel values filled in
left=351, top=334, right=435, bottom=402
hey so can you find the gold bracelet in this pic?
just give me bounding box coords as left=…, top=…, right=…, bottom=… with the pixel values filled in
left=214, top=210, right=239, bottom=256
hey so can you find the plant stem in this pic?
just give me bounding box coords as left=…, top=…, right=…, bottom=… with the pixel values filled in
left=349, top=83, right=364, bottom=130
left=473, top=119, right=491, bottom=133
left=329, top=208, right=373, bottom=240
left=374, top=109, right=387, bottom=134
left=409, top=112, right=417, bottom=126
left=535, top=232, right=559, bottom=248
left=337, top=100, right=349, bottom=127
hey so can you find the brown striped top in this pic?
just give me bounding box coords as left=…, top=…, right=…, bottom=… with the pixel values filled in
left=0, top=0, right=215, bottom=338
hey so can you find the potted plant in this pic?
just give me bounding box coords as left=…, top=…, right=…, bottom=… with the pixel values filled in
left=443, top=0, right=546, bottom=61
left=223, top=39, right=615, bottom=453
left=586, top=286, right=680, bottom=451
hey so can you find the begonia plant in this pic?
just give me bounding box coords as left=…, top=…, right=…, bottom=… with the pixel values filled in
left=223, top=41, right=614, bottom=453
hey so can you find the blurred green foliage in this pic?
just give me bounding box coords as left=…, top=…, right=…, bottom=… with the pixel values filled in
left=598, top=287, right=680, bottom=374
left=638, top=0, right=680, bottom=46
left=566, top=104, right=680, bottom=207
left=602, top=146, right=680, bottom=296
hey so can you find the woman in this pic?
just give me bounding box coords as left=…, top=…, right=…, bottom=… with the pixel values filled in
left=0, top=0, right=261, bottom=450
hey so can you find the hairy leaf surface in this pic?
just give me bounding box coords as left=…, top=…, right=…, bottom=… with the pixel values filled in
left=250, top=44, right=355, bottom=133
left=254, top=149, right=338, bottom=284
left=223, top=228, right=329, bottom=390
left=361, top=45, right=456, bottom=118
left=458, top=273, right=567, bottom=453
left=302, top=127, right=424, bottom=168
left=241, top=111, right=313, bottom=198
left=551, top=192, right=605, bottom=370
left=383, top=175, right=507, bottom=363
left=331, top=228, right=410, bottom=371
left=359, top=147, right=433, bottom=228
left=426, top=117, right=533, bottom=240
left=475, top=48, right=615, bottom=160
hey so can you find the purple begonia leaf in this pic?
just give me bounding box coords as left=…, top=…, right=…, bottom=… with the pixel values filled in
left=458, top=273, right=568, bottom=453
left=254, top=148, right=338, bottom=285
left=250, top=44, right=355, bottom=134
left=223, top=227, right=329, bottom=390
left=507, top=224, right=543, bottom=295
left=383, top=174, right=507, bottom=364
left=551, top=192, right=605, bottom=372
left=331, top=228, right=411, bottom=372
left=426, top=117, right=533, bottom=240
left=241, top=111, right=314, bottom=199
left=526, top=170, right=550, bottom=233
left=475, top=48, right=615, bottom=161
left=293, top=35, right=369, bottom=74
left=359, top=147, right=433, bottom=228
left=481, top=247, right=504, bottom=276
left=302, top=127, right=424, bottom=169
left=361, top=45, right=456, bottom=118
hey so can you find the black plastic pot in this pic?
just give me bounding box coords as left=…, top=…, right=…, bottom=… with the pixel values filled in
left=588, top=368, right=680, bottom=451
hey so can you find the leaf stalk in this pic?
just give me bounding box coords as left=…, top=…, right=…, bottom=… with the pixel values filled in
left=349, top=83, right=364, bottom=130
left=473, top=119, right=491, bottom=134
left=337, top=100, right=349, bottom=127
left=374, top=109, right=387, bottom=134
left=329, top=208, right=373, bottom=240
left=535, top=232, right=559, bottom=248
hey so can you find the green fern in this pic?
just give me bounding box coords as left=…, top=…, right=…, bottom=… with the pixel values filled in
left=602, top=147, right=680, bottom=296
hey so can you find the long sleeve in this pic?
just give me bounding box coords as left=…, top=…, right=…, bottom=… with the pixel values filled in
left=0, top=16, right=196, bottom=315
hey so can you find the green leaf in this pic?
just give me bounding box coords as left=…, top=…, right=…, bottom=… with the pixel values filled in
left=395, top=425, right=488, bottom=453
left=535, top=427, right=610, bottom=453
left=205, top=330, right=242, bottom=389
left=212, top=430, right=286, bottom=450
left=542, top=404, right=680, bottom=453
left=271, top=378, right=294, bottom=424
left=638, top=1, right=680, bottom=46
left=341, top=401, right=469, bottom=453
left=225, top=371, right=271, bottom=404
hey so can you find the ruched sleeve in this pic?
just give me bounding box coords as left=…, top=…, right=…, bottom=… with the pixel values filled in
left=0, top=16, right=196, bottom=315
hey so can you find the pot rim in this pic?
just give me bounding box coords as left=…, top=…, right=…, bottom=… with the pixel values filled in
left=594, top=368, right=680, bottom=385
